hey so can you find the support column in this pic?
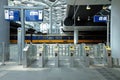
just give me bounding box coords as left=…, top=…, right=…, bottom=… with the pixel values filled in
left=0, top=0, right=9, bottom=60
left=17, top=28, right=22, bottom=65
left=21, top=9, right=25, bottom=64
left=74, top=29, right=78, bottom=44
left=107, top=15, right=110, bottom=46
left=111, top=0, right=120, bottom=58
left=49, top=6, right=52, bottom=34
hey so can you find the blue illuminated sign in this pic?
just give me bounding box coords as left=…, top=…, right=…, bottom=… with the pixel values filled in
left=25, top=10, right=43, bottom=21
left=4, top=10, right=20, bottom=21
left=94, top=15, right=107, bottom=22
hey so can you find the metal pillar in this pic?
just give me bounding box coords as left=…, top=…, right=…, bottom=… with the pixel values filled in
left=17, top=28, right=22, bottom=65
left=107, top=15, right=110, bottom=46
left=49, top=6, right=52, bottom=34
left=74, top=29, right=78, bottom=44
left=21, top=9, right=25, bottom=64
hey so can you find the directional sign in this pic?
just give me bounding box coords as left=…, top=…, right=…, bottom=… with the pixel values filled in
left=25, top=10, right=43, bottom=21
left=94, top=15, right=107, bottom=22
left=4, top=9, right=20, bottom=21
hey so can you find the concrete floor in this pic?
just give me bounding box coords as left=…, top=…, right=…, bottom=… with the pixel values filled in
left=0, top=61, right=120, bottom=80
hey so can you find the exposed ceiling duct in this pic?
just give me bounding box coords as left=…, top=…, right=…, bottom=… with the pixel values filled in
left=63, top=0, right=111, bottom=31
left=64, top=5, right=109, bottom=26
left=66, top=0, right=111, bottom=5
left=49, top=0, right=56, bottom=2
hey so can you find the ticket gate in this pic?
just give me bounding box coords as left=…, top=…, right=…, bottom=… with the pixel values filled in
left=37, top=45, right=45, bottom=67
left=54, top=45, right=59, bottom=67
left=104, top=46, right=112, bottom=68
left=69, top=45, right=75, bottom=67
left=84, top=46, right=90, bottom=67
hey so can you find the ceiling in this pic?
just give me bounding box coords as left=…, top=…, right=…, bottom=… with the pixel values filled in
left=66, top=0, right=111, bottom=5
left=8, top=0, right=111, bottom=33
left=67, top=5, right=104, bottom=19
left=64, top=5, right=110, bottom=26
left=63, top=0, right=111, bottom=31
left=8, top=0, right=67, bottom=33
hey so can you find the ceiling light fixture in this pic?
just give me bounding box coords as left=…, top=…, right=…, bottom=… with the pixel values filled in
left=13, top=1, right=21, bottom=5
left=77, top=16, right=80, bottom=21
left=86, top=5, right=91, bottom=10
left=88, top=16, right=90, bottom=21
left=108, top=5, right=111, bottom=10
left=27, top=4, right=33, bottom=7
left=103, top=6, right=107, bottom=10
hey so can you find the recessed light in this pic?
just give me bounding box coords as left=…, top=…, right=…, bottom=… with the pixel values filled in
left=86, top=5, right=91, bottom=10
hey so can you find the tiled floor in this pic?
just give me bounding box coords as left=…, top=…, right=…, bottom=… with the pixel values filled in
left=0, top=63, right=117, bottom=80
left=0, top=67, right=104, bottom=80
left=1, top=61, right=120, bottom=80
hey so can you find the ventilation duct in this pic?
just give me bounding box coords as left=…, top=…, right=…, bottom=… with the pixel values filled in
left=49, top=0, right=56, bottom=2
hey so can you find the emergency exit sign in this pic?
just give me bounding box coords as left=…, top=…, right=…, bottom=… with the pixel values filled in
left=94, top=15, right=107, bottom=22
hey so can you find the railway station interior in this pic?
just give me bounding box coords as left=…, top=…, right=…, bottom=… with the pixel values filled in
left=1, top=0, right=120, bottom=80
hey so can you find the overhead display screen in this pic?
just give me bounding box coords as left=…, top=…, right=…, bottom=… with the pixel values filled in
left=25, top=10, right=43, bottom=21
left=94, top=15, right=107, bottom=22
left=4, top=9, right=20, bottom=21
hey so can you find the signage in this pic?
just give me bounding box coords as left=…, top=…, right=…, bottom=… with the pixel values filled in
left=25, top=10, right=43, bottom=21
left=4, top=9, right=20, bottom=21
left=94, top=15, right=107, bottom=22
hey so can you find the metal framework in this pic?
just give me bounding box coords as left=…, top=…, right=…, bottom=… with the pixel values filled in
left=8, top=0, right=67, bottom=34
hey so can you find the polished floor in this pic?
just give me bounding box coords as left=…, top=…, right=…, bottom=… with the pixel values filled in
left=0, top=44, right=120, bottom=80
left=0, top=61, right=120, bottom=80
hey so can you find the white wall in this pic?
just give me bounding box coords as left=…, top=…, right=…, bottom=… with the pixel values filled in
left=0, top=0, right=10, bottom=60
left=0, top=0, right=9, bottom=43
left=111, top=0, right=120, bottom=58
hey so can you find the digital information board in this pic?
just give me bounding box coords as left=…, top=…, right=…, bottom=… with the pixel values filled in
left=94, top=15, right=107, bottom=22
left=25, top=10, right=43, bottom=21
left=4, top=9, right=20, bottom=21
